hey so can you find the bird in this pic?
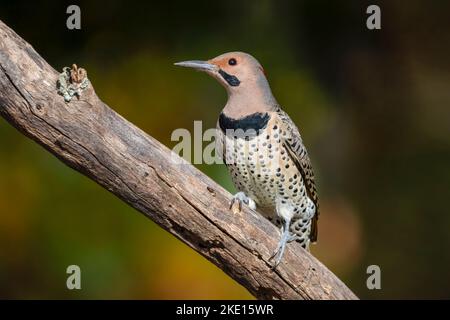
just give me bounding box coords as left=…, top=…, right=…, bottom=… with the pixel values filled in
left=175, top=52, right=319, bottom=266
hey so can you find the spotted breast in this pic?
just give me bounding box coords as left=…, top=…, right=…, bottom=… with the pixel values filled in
left=216, top=109, right=318, bottom=248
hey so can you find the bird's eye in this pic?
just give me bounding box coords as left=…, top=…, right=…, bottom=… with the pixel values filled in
left=228, top=58, right=237, bottom=66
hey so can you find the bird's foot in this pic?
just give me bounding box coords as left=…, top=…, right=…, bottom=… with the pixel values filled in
left=269, top=228, right=296, bottom=268
left=229, top=192, right=256, bottom=213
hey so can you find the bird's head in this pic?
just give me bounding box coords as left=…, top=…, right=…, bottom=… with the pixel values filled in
left=175, top=52, right=270, bottom=95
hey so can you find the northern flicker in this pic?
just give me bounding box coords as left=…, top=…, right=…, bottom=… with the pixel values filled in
left=175, top=52, right=319, bottom=266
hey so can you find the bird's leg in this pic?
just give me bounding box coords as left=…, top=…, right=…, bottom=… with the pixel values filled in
left=269, top=218, right=294, bottom=267
left=229, top=191, right=256, bottom=212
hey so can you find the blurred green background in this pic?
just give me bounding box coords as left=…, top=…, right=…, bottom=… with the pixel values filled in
left=1, top=0, right=450, bottom=299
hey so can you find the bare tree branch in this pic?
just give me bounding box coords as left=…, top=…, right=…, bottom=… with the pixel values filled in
left=0, top=20, right=357, bottom=300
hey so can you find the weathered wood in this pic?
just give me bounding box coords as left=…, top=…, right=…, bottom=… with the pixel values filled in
left=0, top=19, right=357, bottom=300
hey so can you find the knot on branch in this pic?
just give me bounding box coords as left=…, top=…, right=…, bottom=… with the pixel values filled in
left=57, top=64, right=90, bottom=102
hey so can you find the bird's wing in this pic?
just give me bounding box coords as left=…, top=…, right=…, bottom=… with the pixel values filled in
left=276, top=108, right=320, bottom=242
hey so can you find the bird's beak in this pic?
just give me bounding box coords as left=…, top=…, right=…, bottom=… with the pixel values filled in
left=174, top=60, right=218, bottom=73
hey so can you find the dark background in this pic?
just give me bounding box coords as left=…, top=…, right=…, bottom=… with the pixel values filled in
left=1, top=0, right=450, bottom=299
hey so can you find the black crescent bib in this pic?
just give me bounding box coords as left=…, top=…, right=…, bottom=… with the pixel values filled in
left=219, top=112, right=270, bottom=140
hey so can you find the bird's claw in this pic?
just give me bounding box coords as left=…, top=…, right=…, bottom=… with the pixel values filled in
left=229, top=197, right=242, bottom=211
left=269, top=245, right=286, bottom=268
left=269, top=227, right=296, bottom=268
left=229, top=192, right=256, bottom=213
left=269, top=251, right=282, bottom=269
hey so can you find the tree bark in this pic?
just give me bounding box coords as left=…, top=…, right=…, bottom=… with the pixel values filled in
left=0, top=19, right=357, bottom=300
